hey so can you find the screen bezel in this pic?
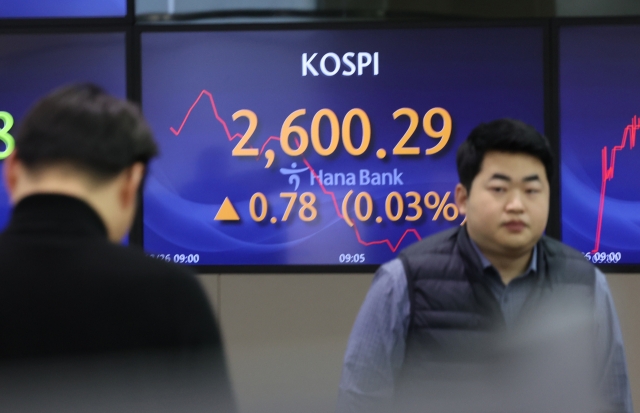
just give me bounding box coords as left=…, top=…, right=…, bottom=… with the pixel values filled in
left=134, top=19, right=552, bottom=274
left=0, top=24, right=133, bottom=246
left=5, top=16, right=640, bottom=273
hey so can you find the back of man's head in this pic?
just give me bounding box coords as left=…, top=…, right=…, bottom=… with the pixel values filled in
left=16, top=83, right=157, bottom=181
left=6, top=84, right=158, bottom=242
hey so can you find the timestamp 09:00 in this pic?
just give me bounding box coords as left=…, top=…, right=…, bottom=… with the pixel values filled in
left=582, top=252, right=621, bottom=264
left=150, top=253, right=200, bottom=264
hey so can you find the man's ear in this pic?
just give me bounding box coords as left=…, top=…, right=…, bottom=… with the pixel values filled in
left=455, top=183, right=468, bottom=216
left=120, top=162, right=145, bottom=209
left=3, top=151, right=21, bottom=204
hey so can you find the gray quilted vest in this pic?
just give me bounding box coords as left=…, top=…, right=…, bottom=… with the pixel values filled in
left=395, top=226, right=596, bottom=411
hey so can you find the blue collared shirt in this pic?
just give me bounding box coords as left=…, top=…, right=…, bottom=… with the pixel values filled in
left=337, top=244, right=633, bottom=413
left=469, top=241, right=538, bottom=328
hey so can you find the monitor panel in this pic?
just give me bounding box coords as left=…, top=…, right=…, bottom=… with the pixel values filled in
left=1, top=1, right=126, bottom=18
left=560, top=25, right=640, bottom=268
left=141, top=25, right=545, bottom=269
left=0, top=31, right=126, bottom=231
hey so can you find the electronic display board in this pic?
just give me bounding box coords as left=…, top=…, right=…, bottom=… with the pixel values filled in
left=141, top=26, right=545, bottom=268
left=1, top=1, right=126, bottom=18
left=0, top=31, right=126, bottom=231
left=560, top=25, right=640, bottom=268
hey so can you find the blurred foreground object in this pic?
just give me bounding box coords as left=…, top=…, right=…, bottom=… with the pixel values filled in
left=0, top=84, right=235, bottom=412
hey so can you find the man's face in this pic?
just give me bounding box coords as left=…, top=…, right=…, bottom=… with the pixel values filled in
left=455, top=151, right=549, bottom=257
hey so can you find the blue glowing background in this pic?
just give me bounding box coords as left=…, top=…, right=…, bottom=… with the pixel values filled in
left=560, top=25, right=640, bottom=265
left=2, top=1, right=126, bottom=18
left=0, top=32, right=126, bottom=230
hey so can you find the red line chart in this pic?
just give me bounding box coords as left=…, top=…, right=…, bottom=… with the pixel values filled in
left=169, top=89, right=422, bottom=252
left=592, top=115, right=639, bottom=253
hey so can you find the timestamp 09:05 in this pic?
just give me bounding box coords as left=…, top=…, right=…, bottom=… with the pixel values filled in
left=149, top=253, right=200, bottom=264
left=340, top=253, right=365, bottom=264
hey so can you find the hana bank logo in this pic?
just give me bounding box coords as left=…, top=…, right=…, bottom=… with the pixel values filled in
left=279, top=162, right=309, bottom=191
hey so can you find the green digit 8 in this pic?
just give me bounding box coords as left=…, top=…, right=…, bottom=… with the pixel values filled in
left=0, top=112, right=16, bottom=160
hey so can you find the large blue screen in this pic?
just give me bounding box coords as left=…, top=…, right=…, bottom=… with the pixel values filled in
left=0, top=32, right=126, bottom=230
left=141, top=27, right=545, bottom=266
left=560, top=25, right=640, bottom=266
left=1, top=1, right=126, bottom=18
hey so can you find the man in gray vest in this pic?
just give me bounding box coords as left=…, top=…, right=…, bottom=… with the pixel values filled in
left=337, top=119, right=632, bottom=413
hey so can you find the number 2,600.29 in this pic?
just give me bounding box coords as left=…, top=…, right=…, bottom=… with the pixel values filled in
left=231, top=107, right=451, bottom=158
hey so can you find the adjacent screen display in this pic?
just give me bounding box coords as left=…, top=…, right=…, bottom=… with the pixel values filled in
left=560, top=25, right=640, bottom=266
left=1, top=1, right=126, bottom=18
left=0, top=32, right=126, bottom=230
left=141, top=27, right=545, bottom=267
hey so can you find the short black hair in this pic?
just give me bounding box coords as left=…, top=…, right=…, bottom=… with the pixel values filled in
left=16, top=83, right=157, bottom=180
left=456, top=119, right=553, bottom=191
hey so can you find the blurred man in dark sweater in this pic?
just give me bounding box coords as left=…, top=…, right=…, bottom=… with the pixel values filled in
left=0, top=84, right=236, bottom=413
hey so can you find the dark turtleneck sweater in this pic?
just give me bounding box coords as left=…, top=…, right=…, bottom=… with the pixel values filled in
left=0, top=194, right=236, bottom=412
